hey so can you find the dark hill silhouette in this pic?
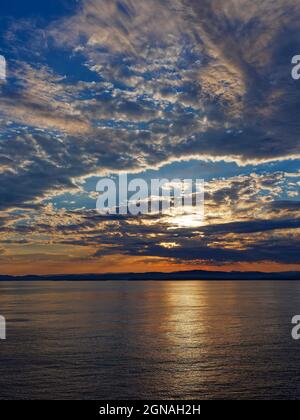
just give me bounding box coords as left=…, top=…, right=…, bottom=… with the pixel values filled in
left=0, top=270, right=300, bottom=281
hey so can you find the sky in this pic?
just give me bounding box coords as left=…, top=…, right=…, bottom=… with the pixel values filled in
left=0, top=0, right=300, bottom=275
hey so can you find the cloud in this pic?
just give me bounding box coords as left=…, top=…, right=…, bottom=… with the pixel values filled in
left=1, top=172, right=299, bottom=268
left=0, top=0, right=300, bottom=271
left=1, top=1, right=300, bottom=176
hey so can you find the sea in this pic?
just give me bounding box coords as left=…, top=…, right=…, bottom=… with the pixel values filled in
left=0, top=280, right=300, bottom=400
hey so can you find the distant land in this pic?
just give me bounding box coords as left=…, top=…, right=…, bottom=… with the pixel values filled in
left=0, top=270, right=300, bottom=281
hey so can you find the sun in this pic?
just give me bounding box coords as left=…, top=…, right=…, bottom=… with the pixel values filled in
left=163, top=207, right=206, bottom=229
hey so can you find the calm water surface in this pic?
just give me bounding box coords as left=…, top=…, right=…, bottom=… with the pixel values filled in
left=0, top=280, right=300, bottom=400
